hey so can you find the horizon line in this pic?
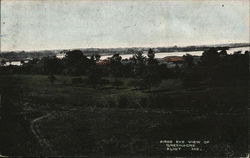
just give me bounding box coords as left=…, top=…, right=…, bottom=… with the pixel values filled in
left=1, top=42, right=249, bottom=53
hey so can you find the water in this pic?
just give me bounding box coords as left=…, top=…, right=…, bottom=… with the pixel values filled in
left=100, top=51, right=204, bottom=60
left=5, top=61, right=22, bottom=66
left=56, top=54, right=65, bottom=59
left=226, top=47, right=249, bottom=54
left=4, top=60, right=28, bottom=66
left=100, top=46, right=250, bottom=60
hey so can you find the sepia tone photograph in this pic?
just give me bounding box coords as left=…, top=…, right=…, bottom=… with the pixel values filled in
left=0, top=0, right=249, bottom=157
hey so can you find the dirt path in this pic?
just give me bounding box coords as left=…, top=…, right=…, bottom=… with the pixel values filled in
left=30, top=112, right=54, bottom=153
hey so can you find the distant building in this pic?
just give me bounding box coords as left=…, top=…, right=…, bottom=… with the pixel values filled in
left=163, top=56, right=183, bottom=62
left=96, top=59, right=110, bottom=66
left=159, top=56, right=184, bottom=68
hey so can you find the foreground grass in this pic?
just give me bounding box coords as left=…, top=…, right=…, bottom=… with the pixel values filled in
left=17, top=75, right=149, bottom=109
left=39, top=109, right=247, bottom=157
left=3, top=74, right=248, bottom=157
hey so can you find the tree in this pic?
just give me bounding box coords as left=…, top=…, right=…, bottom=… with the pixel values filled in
left=90, top=54, right=101, bottom=64
left=94, top=54, right=101, bottom=61
left=131, top=51, right=146, bottom=76
left=64, top=50, right=92, bottom=75
left=200, top=48, right=220, bottom=67
left=109, top=54, right=123, bottom=77
left=110, top=53, right=122, bottom=65
left=234, top=51, right=242, bottom=55
left=43, top=56, right=63, bottom=74
left=131, top=51, right=146, bottom=65
left=199, top=48, right=220, bottom=84
left=20, top=60, right=25, bottom=65
left=1, top=60, right=6, bottom=66
left=183, top=54, right=194, bottom=68
left=147, top=48, right=158, bottom=65
left=219, top=49, right=228, bottom=56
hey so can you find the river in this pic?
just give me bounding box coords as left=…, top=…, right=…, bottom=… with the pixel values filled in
left=100, top=46, right=250, bottom=60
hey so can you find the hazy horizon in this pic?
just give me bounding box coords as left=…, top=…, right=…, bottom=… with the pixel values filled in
left=1, top=0, right=249, bottom=52
left=1, top=42, right=250, bottom=53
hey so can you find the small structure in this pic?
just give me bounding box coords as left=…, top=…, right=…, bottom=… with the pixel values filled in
left=160, top=56, right=184, bottom=68
left=96, top=59, right=110, bottom=66
left=163, top=56, right=184, bottom=62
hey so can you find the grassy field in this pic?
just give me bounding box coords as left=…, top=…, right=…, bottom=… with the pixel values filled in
left=1, top=74, right=248, bottom=157
left=38, top=108, right=247, bottom=157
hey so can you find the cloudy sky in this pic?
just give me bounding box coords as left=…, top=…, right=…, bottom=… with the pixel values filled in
left=1, top=0, right=249, bottom=51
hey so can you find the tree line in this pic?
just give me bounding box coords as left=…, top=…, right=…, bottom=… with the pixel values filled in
left=0, top=48, right=248, bottom=89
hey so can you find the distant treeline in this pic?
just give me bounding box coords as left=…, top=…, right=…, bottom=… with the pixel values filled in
left=0, top=51, right=56, bottom=61
left=0, top=47, right=249, bottom=90
left=1, top=43, right=249, bottom=61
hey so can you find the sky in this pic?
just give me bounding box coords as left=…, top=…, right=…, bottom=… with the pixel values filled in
left=1, top=0, right=249, bottom=51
